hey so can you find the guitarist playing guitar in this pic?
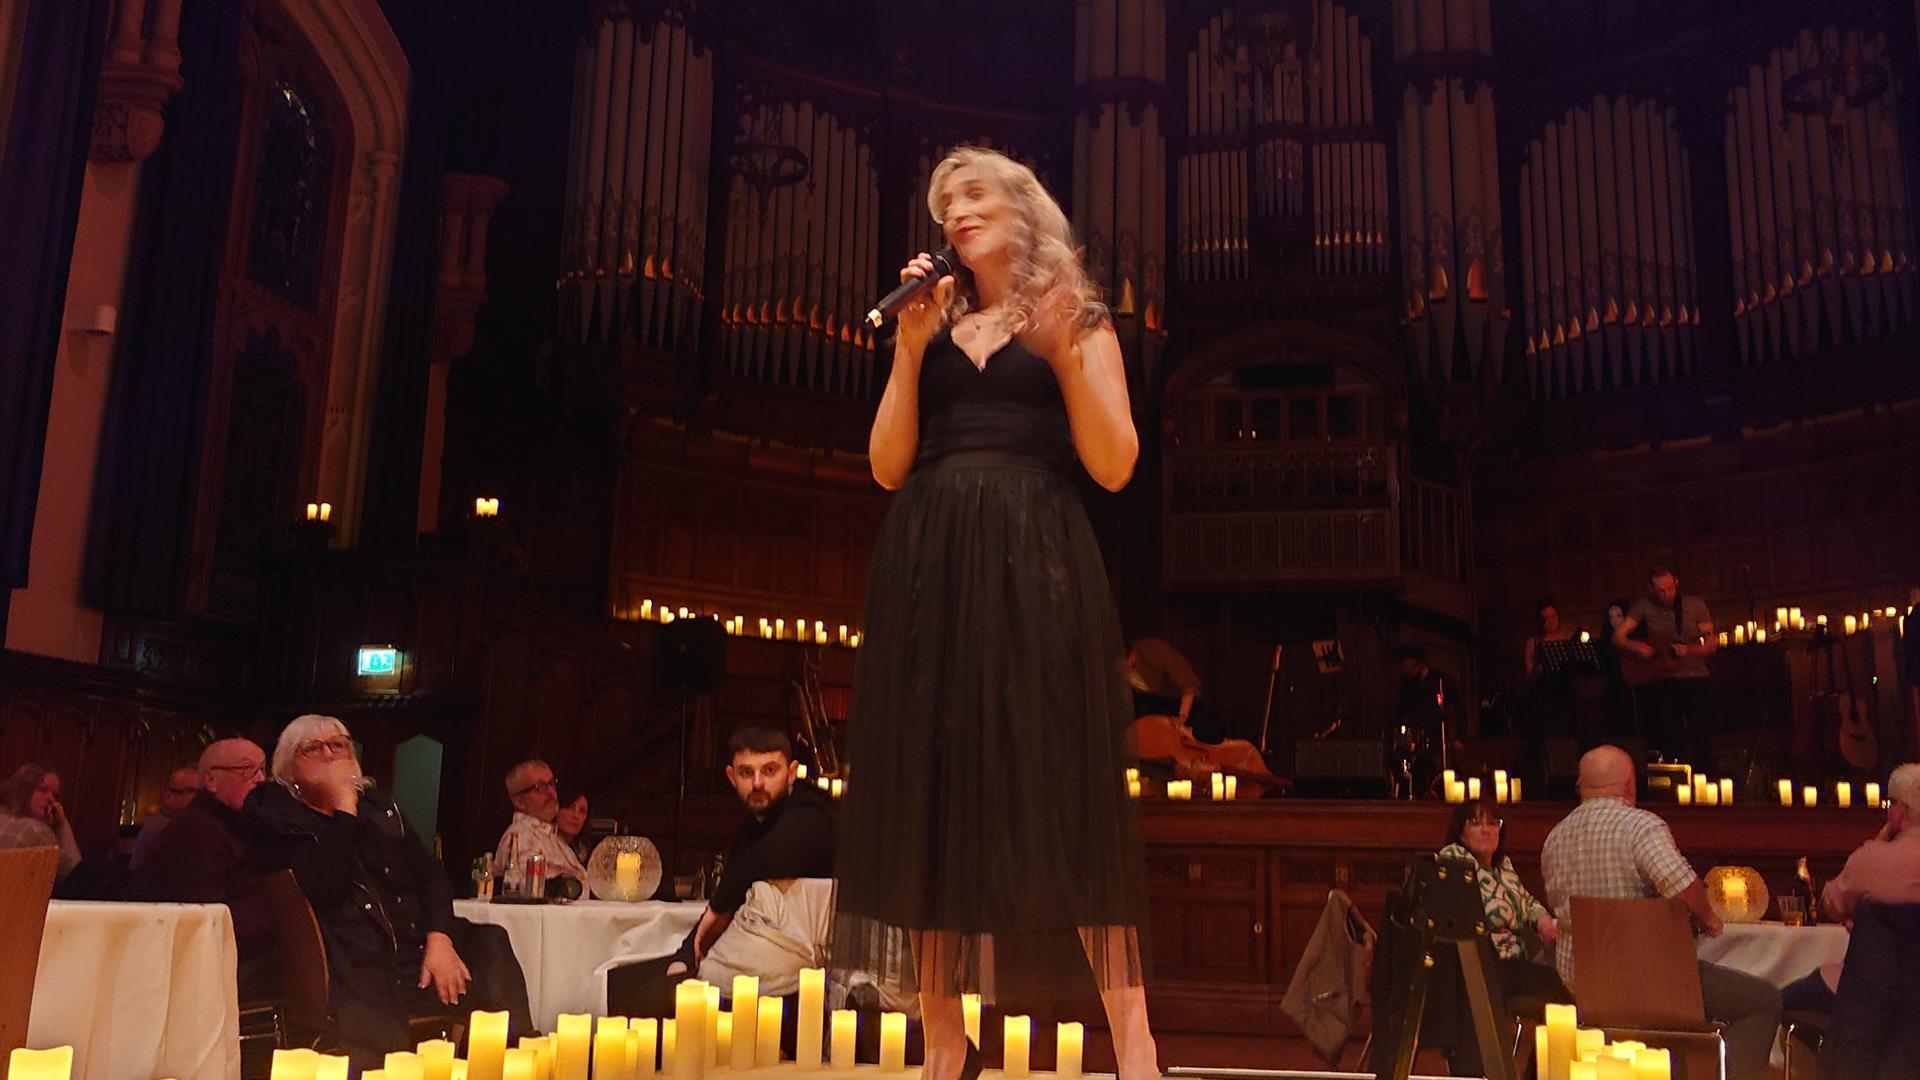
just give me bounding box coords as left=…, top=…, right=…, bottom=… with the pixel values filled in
left=1614, top=566, right=1719, bottom=765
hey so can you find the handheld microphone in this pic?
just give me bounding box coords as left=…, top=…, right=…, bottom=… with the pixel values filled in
left=865, top=248, right=960, bottom=328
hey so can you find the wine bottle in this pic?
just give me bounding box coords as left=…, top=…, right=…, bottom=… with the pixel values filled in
left=1794, top=856, right=1820, bottom=926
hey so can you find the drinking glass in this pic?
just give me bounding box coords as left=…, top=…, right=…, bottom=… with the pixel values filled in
left=1778, top=895, right=1806, bottom=927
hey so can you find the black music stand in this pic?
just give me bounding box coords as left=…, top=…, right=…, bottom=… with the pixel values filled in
left=1535, top=638, right=1601, bottom=677
left=1370, top=854, right=1518, bottom=1080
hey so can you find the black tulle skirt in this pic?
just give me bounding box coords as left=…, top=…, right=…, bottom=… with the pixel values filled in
left=831, top=450, right=1148, bottom=1003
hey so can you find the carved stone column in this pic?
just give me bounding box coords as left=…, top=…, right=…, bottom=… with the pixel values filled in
left=90, top=0, right=184, bottom=163
left=417, top=171, right=509, bottom=534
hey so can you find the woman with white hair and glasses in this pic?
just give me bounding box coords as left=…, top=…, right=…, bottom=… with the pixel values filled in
left=833, top=146, right=1157, bottom=1080
left=248, top=714, right=532, bottom=1065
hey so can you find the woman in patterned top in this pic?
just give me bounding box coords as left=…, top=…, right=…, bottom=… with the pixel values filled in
left=1437, top=797, right=1572, bottom=1004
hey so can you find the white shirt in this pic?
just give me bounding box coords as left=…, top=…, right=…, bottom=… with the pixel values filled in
left=494, top=811, right=587, bottom=884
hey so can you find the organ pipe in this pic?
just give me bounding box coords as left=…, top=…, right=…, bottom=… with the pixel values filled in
left=719, top=101, right=879, bottom=396
left=1519, top=97, right=1698, bottom=398
left=561, top=10, right=711, bottom=350
left=1725, top=27, right=1914, bottom=367
left=1393, top=0, right=1507, bottom=384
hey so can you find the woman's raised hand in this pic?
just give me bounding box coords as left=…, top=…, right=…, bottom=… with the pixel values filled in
left=893, top=251, right=953, bottom=362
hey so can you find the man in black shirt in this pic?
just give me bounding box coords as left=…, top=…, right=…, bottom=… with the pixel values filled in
left=610, top=725, right=835, bottom=1014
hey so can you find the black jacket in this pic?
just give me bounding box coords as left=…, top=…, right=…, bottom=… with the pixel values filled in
left=246, top=781, right=454, bottom=972
left=710, top=780, right=838, bottom=915
left=129, top=790, right=274, bottom=961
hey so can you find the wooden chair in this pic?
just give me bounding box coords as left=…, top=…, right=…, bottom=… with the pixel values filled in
left=0, top=846, right=61, bottom=1064
left=262, top=870, right=454, bottom=1053
left=1570, top=896, right=1725, bottom=1080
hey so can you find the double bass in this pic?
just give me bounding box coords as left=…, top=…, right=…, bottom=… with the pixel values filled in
left=1129, top=712, right=1287, bottom=799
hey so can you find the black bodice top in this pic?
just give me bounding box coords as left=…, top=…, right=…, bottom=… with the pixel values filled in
left=913, top=329, right=1075, bottom=475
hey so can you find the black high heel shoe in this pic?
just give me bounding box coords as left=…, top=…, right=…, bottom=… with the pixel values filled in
left=959, top=1039, right=984, bottom=1080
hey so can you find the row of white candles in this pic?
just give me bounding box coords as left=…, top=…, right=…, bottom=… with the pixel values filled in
left=244, top=972, right=1083, bottom=1080
left=623, top=601, right=864, bottom=648
left=1536, top=1004, right=1671, bottom=1080
left=1720, top=605, right=1909, bottom=645
left=1776, top=778, right=1883, bottom=808
left=1442, top=769, right=1522, bottom=804
left=1152, top=772, right=1239, bottom=801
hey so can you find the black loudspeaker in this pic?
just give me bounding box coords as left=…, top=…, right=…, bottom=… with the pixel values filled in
left=1291, top=738, right=1392, bottom=798
left=654, top=618, right=727, bottom=695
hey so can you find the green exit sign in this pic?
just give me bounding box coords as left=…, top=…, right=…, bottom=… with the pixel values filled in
left=356, top=646, right=398, bottom=676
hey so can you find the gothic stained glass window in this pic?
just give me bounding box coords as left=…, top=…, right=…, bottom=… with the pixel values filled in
left=246, top=73, right=333, bottom=308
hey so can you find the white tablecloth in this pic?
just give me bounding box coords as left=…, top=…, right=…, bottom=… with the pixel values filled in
left=29, top=901, right=241, bottom=1080
left=1696, top=921, right=1851, bottom=986
left=456, top=899, right=703, bottom=1029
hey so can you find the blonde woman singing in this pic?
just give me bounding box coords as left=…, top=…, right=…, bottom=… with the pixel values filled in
left=833, top=146, right=1157, bottom=1080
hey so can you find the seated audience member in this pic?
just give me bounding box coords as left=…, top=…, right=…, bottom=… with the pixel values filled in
left=607, top=726, right=836, bottom=1016
left=129, top=739, right=276, bottom=995
left=1542, top=745, right=1779, bottom=1080
left=1440, top=798, right=1569, bottom=997
left=0, top=763, right=83, bottom=878
left=494, top=758, right=587, bottom=889
left=555, top=786, right=592, bottom=865
left=130, top=766, right=201, bottom=871
left=1779, top=761, right=1920, bottom=1027
left=249, top=714, right=533, bottom=1065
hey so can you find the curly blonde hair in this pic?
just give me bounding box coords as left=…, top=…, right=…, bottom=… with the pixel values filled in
left=927, top=146, right=1107, bottom=334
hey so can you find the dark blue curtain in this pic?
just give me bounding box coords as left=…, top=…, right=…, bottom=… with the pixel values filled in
left=359, top=0, right=457, bottom=549
left=0, top=0, right=110, bottom=600
left=84, top=0, right=247, bottom=614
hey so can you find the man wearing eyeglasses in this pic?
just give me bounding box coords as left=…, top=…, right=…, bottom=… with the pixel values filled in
left=129, top=738, right=277, bottom=995
left=494, top=759, right=587, bottom=890
left=129, top=766, right=201, bottom=871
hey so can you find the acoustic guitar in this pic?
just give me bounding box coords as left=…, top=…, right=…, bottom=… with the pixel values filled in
left=1619, top=643, right=1686, bottom=689
left=1809, top=631, right=1879, bottom=774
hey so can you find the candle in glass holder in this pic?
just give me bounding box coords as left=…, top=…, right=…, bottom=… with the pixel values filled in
left=757, top=997, right=783, bottom=1066
left=471, top=1011, right=511, bottom=1080
left=555, top=1014, right=593, bottom=1080
left=1719, top=778, right=1734, bottom=805
left=1003, top=1016, right=1031, bottom=1079
left=616, top=850, right=643, bottom=900
left=797, top=968, right=826, bottom=1068
left=1867, top=782, right=1882, bottom=808
left=879, top=1013, right=907, bottom=1072
left=1779, top=779, right=1794, bottom=806
left=962, top=993, right=982, bottom=1045
left=1056, top=1022, right=1084, bottom=1080
left=1722, top=876, right=1748, bottom=915
left=1804, top=786, right=1818, bottom=807
left=829, top=1011, right=857, bottom=1071
left=1837, top=782, right=1852, bottom=808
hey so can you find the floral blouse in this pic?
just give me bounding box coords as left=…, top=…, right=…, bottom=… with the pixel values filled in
left=1439, top=842, right=1550, bottom=960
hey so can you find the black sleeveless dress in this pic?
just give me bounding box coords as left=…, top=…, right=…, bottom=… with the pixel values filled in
left=831, top=328, right=1148, bottom=1004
